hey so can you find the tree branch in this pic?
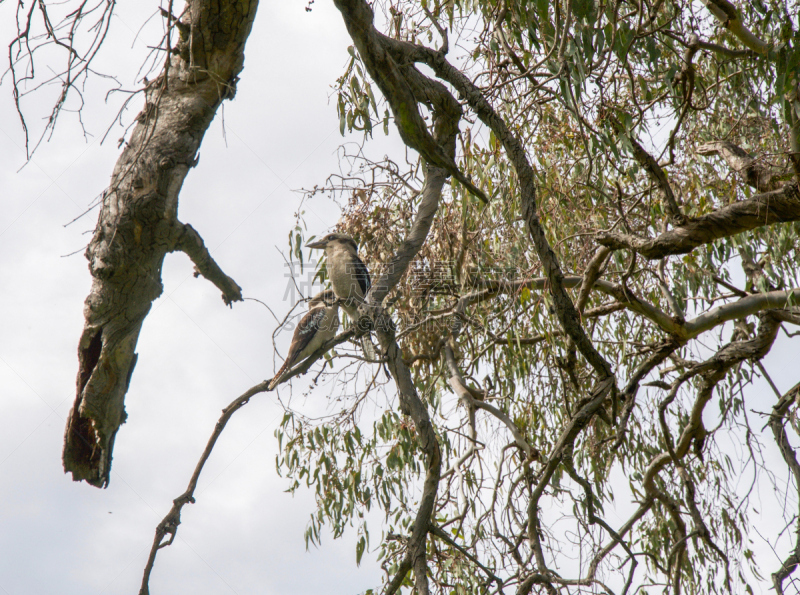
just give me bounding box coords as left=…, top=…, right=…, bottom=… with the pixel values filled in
left=684, top=288, right=800, bottom=337
left=139, top=381, right=269, bottom=595
left=444, top=345, right=536, bottom=461
left=643, top=313, right=781, bottom=502
left=394, top=29, right=614, bottom=381
left=332, top=0, right=487, bottom=203
left=326, top=5, right=505, bottom=590
left=64, top=0, right=259, bottom=488
left=608, top=113, right=685, bottom=223
left=769, top=381, right=800, bottom=594
left=175, top=222, right=243, bottom=306
left=702, top=0, right=771, bottom=55
left=576, top=246, right=611, bottom=315
left=697, top=140, right=783, bottom=192
left=597, top=182, right=800, bottom=259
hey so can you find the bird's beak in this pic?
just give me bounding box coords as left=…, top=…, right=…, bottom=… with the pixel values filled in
left=305, top=239, right=327, bottom=250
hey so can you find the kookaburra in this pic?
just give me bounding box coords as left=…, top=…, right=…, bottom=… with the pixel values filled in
left=268, top=290, right=340, bottom=391
left=306, top=233, right=371, bottom=322
left=306, top=233, right=377, bottom=359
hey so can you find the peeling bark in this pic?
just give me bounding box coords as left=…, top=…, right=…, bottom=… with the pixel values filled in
left=64, top=0, right=257, bottom=488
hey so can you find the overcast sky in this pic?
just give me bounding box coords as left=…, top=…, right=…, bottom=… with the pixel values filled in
left=0, top=2, right=392, bottom=594
left=2, top=2, right=799, bottom=594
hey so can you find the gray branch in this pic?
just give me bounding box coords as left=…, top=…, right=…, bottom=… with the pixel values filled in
left=643, top=313, right=781, bottom=500
left=175, top=223, right=243, bottom=306
left=769, top=381, right=800, bottom=594
left=138, top=381, right=269, bottom=595
left=697, top=140, right=783, bottom=192
left=597, top=182, right=800, bottom=259
left=702, top=0, right=770, bottom=55
left=63, top=0, right=258, bottom=488
left=444, top=345, right=535, bottom=461
left=401, top=30, right=615, bottom=381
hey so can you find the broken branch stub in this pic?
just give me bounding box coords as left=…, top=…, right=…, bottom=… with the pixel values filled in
left=63, top=0, right=257, bottom=488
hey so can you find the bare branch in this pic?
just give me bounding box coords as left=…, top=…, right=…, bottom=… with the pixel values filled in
left=444, top=344, right=536, bottom=461
left=63, top=0, right=259, bottom=488
left=769, top=381, right=800, bottom=594
left=643, top=313, right=781, bottom=500
left=175, top=223, right=243, bottom=306
left=139, top=381, right=269, bottom=595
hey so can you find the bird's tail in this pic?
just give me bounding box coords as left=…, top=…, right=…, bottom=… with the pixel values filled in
left=344, top=303, right=378, bottom=361
left=268, top=359, right=292, bottom=391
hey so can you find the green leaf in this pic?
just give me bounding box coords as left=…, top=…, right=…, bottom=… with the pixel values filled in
left=356, top=535, right=366, bottom=565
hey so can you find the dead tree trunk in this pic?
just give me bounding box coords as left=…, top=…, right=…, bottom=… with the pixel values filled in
left=63, top=0, right=259, bottom=488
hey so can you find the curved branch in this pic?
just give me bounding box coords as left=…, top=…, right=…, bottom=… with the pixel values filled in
left=444, top=345, right=536, bottom=461
left=332, top=0, right=487, bottom=203
left=643, top=313, right=781, bottom=500
left=702, top=0, right=771, bottom=55
left=597, top=182, right=800, bottom=259
left=697, top=141, right=783, bottom=192
left=769, top=381, right=800, bottom=594
left=375, top=317, right=441, bottom=595
left=684, top=288, right=800, bottom=337
left=175, top=223, right=243, bottom=305
left=394, top=26, right=614, bottom=381
left=328, top=7, right=480, bottom=591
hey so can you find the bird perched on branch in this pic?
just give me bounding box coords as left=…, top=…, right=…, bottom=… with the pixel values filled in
left=306, top=233, right=377, bottom=359
left=268, top=290, right=340, bottom=391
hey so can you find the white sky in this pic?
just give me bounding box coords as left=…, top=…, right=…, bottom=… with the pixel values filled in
left=1, top=2, right=799, bottom=594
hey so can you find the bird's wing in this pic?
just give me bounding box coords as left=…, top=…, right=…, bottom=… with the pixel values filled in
left=285, top=306, right=327, bottom=365
left=270, top=306, right=330, bottom=391
left=353, top=256, right=371, bottom=296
